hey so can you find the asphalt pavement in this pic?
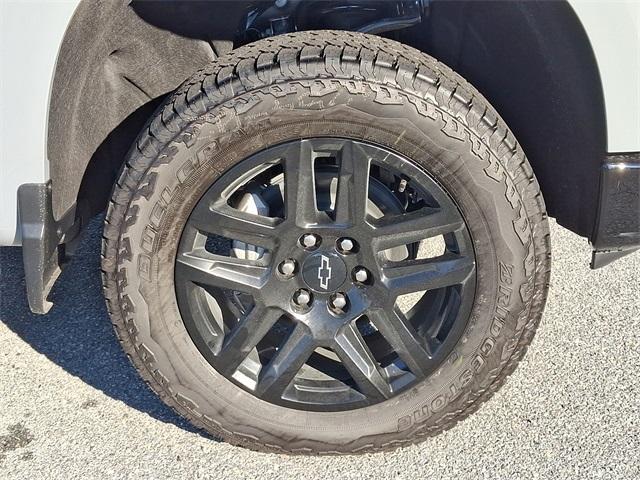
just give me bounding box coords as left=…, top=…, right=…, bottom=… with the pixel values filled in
left=0, top=218, right=638, bottom=479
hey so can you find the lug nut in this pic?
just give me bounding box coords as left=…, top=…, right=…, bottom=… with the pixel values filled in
left=338, top=237, right=355, bottom=253
left=278, top=259, right=297, bottom=277
left=293, top=289, right=312, bottom=308
left=301, top=234, right=319, bottom=249
left=329, top=292, right=348, bottom=312
left=353, top=267, right=369, bottom=284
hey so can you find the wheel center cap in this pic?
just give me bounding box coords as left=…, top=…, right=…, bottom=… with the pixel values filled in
left=302, top=252, right=347, bottom=293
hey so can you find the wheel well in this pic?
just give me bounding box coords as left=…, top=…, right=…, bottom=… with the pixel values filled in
left=403, top=1, right=606, bottom=238
left=54, top=0, right=605, bottom=239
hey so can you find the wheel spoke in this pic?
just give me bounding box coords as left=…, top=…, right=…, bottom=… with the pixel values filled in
left=215, top=306, right=282, bottom=375
left=372, top=207, right=464, bottom=250
left=283, top=140, right=319, bottom=226
left=334, top=322, right=392, bottom=401
left=175, top=249, right=268, bottom=294
left=383, top=253, right=474, bottom=295
left=256, top=323, right=316, bottom=400
left=368, top=307, right=434, bottom=378
left=334, top=142, right=371, bottom=225
left=190, top=200, right=280, bottom=250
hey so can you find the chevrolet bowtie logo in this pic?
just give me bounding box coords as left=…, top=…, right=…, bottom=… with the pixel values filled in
left=318, top=255, right=332, bottom=290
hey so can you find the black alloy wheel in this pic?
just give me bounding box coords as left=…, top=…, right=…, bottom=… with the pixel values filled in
left=175, top=138, right=476, bottom=411
left=102, top=31, right=550, bottom=454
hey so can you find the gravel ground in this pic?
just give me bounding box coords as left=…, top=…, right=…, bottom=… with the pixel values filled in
left=0, top=218, right=638, bottom=479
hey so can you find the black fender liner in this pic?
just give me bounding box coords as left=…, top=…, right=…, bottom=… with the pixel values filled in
left=47, top=0, right=220, bottom=221
left=402, top=0, right=607, bottom=239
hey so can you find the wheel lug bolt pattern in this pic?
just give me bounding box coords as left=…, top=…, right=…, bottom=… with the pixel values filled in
left=300, top=233, right=319, bottom=249
left=353, top=267, right=369, bottom=283
left=278, top=258, right=297, bottom=277
left=293, top=289, right=312, bottom=307
left=329, top=292, right=348, bottom=312
left=338, top=237, right=355, bottom=252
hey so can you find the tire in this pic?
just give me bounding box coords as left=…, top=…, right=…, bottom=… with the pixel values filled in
left=102, top=30, right=551, bottom=454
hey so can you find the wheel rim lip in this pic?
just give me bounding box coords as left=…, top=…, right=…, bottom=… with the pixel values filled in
left=174, top=136, right=477, bottom=412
